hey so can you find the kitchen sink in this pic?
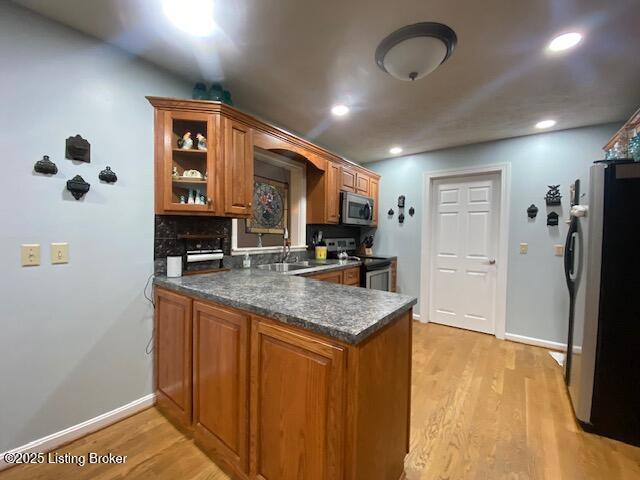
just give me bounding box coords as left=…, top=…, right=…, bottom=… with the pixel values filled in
left=257, top=263, right=310, bottom=272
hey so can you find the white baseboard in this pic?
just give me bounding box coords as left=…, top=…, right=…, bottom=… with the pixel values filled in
left=505, top=332, right=566, bottom=351
left=0, top=393, right=155, bottom=471
left=413, top=313, right=428, bottom=323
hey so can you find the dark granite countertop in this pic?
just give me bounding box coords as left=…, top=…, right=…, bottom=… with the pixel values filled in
left=154, top=269, right=416, bottom=344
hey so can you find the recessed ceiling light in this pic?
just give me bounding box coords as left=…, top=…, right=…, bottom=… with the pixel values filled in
left=331, top=105, right=350, bottom=116
left=389, top=147, right=403, bottom=155
left=535, top=119, right=557, bottom=129
left=548, top=32, right=582, bottom=52
left=163, top=0, right=216, bottom=37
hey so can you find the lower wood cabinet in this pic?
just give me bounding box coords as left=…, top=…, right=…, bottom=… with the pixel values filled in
left=154, top=288, right=193, bottom=432
left=250, top=318, right=346, bottom=480
left=154, top=286, right=412, bottom=480
left=193, top=301, right=250, bottom=478
left=305, top=266, right=360, bottom=287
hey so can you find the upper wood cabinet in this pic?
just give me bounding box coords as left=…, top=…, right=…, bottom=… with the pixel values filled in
left=157, top=110, right=216, bottom=214
left=356, top=172, right=370, bottom=195
left=307, top=159, right=340, bottom=224
left=250, top=317, right=346, bottom=480
left=222, top=118, right=253, bottom=217
left=193, top=301, right=250, bottom=478
left=370, top=177, right=379, bottom=226
left=148, top=97, right=381, bottom=224
left=341, top=166, right=356, bottom=192
left=155, top=288, right=193, bottom=432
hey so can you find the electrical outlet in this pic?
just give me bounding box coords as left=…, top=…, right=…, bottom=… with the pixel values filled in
left=51, top=242, right=69, bottom=264
left=519, top=243, right=528, bottom=254
left=21, top=244, right=40, bottom=266
left=554, top=244, right=564, bottom=256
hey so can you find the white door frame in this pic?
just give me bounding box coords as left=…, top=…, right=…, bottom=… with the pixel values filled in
left=419, top=164, right=511, bottom=339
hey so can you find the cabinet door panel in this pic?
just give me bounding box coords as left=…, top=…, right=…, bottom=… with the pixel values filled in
left=161, top=111, right=215, bottom=213
left=155, top=288, right=193, bottom=429
left=326, top=162, right=340, bottom=223
left=308, top=270, right=343, bottom=284
left=342, top=267, right=360, bottom=286
left=224, top=118, right=253, bottom=216
left=341, top=166, right=356, bottom=192
left=193, top=301, right=249, bottom=475
left=250, top=320, right=345, bottom=480
left=355, top=172, right=370, bottom=195
left=370, top=178, right=379, bottom=226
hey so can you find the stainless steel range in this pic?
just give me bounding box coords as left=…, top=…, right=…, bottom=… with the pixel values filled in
left=324, top=237, right=393, bottom=291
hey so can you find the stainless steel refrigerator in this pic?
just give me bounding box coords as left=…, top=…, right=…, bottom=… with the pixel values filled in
left=564, top=160, right=640, bottom=447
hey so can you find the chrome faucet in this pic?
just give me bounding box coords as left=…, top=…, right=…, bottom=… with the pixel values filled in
left=280, top=227, right=291, bottom=263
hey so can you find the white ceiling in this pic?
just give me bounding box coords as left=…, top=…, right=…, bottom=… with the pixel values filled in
left=14, top=0, right=640, bottom=162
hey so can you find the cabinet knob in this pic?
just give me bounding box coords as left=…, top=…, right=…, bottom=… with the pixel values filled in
left=207, top=197, right=212, bottom=205
left=248, top=202, right=252, bottom=207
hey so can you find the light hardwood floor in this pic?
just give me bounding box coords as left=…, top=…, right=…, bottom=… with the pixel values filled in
left=2, top=322, right=639, bottom=479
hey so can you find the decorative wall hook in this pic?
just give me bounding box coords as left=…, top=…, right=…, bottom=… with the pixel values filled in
left=99, top=166, right=117, bottom=183
left=527, top=204, right=538, bottom=219
left=408, top=206, right=415, bottom=216
left=545, top=185, right=561, bottom=206
left=397, top=195, right=405, bottom=208
left=66, top=175, right=90, bottom=200
left=65, top=134, right=90, bottom=162
left=34, top=155, right=58, bottom=175
left=388, top=208, right=394, bottom=216
left=547, top=211, right=559, bottom=226
left=398, top=213, right=405, bottom=224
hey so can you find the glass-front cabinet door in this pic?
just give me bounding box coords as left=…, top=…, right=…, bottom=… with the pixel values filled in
left=162, top=111, right=215, bottom=212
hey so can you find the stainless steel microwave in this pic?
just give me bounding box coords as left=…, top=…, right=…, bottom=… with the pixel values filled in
left=341, top=192, right=374, bottom=226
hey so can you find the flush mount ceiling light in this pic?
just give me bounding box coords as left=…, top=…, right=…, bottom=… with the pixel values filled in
left=535, top=119, right=557, bottom=129
left=163, top=0, right=216, bottom=37
left=389, top=146, right=403, bottom=155
left=331, top=104, right=350, bottom=116
left=548, top=32, right=582, bottom=52
left=375, top=22, right=457, bottom=81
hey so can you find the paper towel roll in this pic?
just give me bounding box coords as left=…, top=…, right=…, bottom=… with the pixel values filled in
left=167, top=256, right=183, bottom=278
left=186, top=252, right=224, bottom=263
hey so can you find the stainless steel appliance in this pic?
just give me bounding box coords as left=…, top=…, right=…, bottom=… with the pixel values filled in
left=341, top=192, right=374, bottom=226
left=361, top=257, right=392, bottom=291
left=324, top=237, right=392, bottom=291
left=564, top=160, right=640, bottom=447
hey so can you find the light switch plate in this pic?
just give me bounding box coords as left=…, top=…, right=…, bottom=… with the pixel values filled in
left=554, top=244, right=564, bottom=256
left=519, top=243, right=528, bottom=254
left=51, top=242, right=69, bottom=264
left=21, top=244, right=40, bottom=266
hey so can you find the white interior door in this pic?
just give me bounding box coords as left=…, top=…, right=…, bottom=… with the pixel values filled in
left=429, top=174, right=500, bottom=334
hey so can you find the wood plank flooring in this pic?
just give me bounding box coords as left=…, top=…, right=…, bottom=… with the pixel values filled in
left=2, top=322, right=639, bottom=479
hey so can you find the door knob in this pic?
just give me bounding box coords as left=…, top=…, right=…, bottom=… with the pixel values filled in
left=488, top=259, right=496, bottom=265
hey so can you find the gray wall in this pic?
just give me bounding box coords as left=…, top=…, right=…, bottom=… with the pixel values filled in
left=368, top=123, right=619, bottom=344
left=0, top=3, right=190, bottom=452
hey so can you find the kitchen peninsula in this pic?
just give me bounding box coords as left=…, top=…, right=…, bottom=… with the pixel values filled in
left=153, top=268, right=416, bottom=480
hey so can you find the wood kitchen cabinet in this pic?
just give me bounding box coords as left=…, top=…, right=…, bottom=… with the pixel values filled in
left=155, top=110, right=216, bottom=214
left=192, top=301, right=250, bottom=478
left=148, top=97, right=381, bottom=224
left=390, top=258, right=397, bottom=292
left=307, top=159, right=340, bottom=224
left=369, top=177, right=379, bottom=226
left=223, top=118, right=253, bottom=217
left=250, top=318, right=346, bottom=480
left=340, top=165, right=357, bottom=192
left=148, top=97, right=253, bottom=218
left=305, top=266, right=361, bottom=287
left=154, top=286, right=412, bottom=480
left=355, top=172, right=370, bottom=195
left=154, top=288, right=193, bottom=433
